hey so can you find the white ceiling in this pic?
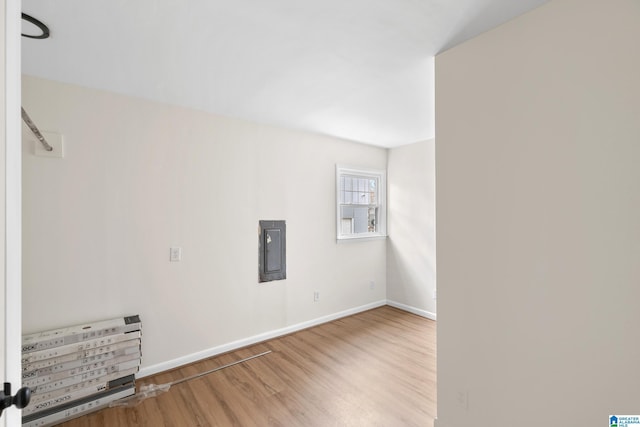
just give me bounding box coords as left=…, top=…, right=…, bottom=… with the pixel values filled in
left=21, top=0, right=548, bottom=148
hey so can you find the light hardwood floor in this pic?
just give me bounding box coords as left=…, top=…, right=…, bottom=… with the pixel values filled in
left=58, top=306, right=436, bottom=426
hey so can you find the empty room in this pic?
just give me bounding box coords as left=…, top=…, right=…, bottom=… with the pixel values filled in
left=1, top=0, right=639, bottom=426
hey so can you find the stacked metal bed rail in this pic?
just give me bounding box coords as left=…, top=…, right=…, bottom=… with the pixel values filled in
left=21, top=316, right=142, bottom=427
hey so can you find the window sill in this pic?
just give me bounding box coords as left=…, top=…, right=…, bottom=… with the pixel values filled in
left=336, top=234, right=387, bottom=243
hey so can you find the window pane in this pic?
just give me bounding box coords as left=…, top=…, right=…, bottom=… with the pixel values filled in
left=353, top=207, right=369, bottom=233
left=340, top=175, right=380, bottom=206
left=341, top=206, right=354, bottom=218
left=352, top=191, right=360, bottom=204
left=340, top=205, right=379, bottom=235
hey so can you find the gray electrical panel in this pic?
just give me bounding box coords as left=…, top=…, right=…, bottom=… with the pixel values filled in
left=259, top=220, right=286, bottom=282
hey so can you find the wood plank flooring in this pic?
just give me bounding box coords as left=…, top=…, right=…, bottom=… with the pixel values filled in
left=57, top=306, right=436, bottom=427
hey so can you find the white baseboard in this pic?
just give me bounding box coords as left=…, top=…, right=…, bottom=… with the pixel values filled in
left=137, top=300, right=387, bottom=378
left=386, top=300, right=437, bottom=321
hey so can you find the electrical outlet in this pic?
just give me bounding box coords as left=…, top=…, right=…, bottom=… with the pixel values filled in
left=369, top=281, right=375, bottom=290
left=433, top=289, right=437, bottom=300
left=313, top=291, right=320, bottom=302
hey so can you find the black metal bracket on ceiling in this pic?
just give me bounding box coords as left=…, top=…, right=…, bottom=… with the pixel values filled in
left=21, top=13, right=50, bottom=39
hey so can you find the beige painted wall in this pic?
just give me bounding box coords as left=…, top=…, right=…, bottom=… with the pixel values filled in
left=5, top=4, right=23, bottom=425
left=436, top=0, right=640, bottom=425
left=0, top=0, right=6, bottom=411
left=21, top=75, right=387, bottom=373
left=387, top=139, right=436, bottom=318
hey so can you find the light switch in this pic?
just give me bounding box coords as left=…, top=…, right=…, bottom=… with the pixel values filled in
left=170, top=247, right=182, bottom=262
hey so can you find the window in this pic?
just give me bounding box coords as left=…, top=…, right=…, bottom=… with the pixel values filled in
left=336, top=165, right=386, bottom=240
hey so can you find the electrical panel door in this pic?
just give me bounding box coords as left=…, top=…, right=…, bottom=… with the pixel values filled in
left=259, top=220, right=286, bottom=282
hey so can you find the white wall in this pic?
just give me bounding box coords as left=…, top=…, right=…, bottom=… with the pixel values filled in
left=436, top=1, right=640, bottom=426
left=21, top=75, right=387, bottom=374
left=4, top=3, right=22, bottom=426
left=0, top=5, right=6, bottom=426
left=387, top=139, right=436, bottom=319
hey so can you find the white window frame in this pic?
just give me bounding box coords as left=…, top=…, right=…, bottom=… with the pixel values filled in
left=336, top=165, right=387, bottom=241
